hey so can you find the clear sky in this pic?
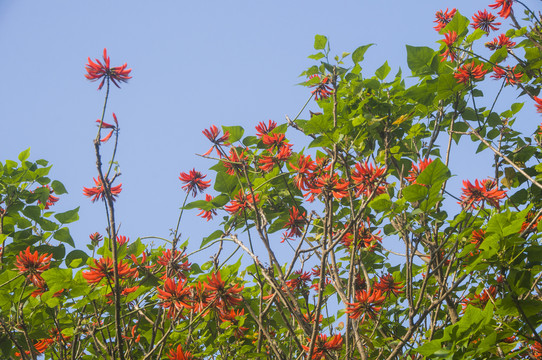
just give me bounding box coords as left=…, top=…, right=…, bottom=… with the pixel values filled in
left=0, top=1, right=535, bottom=262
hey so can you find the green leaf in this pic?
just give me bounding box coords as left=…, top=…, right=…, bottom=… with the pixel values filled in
left=314, top=34, right=327, bottom=50
left=375, top=61, right=391, bottom=80
left=406, top=45, right=435, bottom=76
left=352, top=44, right=374, bottom=64
left=51, top=180, right=68, bottom=195
left=441, top=10, right=469, bottom=36
left=53, top=227, right=75, bottom=247
left=416, top=158, right=450, bottom=186
left=201, top=230, right=223, bottom=248
left=65, top=250, right=89, bottom=268
left=403, top=184, right=428, bottom=202
left=54, top=207, right=79, bottom=224
left=222, top=126, right=244, bottom=143
left=490, top=47, right=508, bottom=64
left=369, top=193, right=392, bottom=212
left=18, top=148, right=30, bottom=162
left=308, top=52, right=325, bottom=60
left=214, top=171, right=238, bottom=195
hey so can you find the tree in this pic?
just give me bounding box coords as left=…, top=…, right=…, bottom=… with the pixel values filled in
left=1, top=1, right=542, bottom=359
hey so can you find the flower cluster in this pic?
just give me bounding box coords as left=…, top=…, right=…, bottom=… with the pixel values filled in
left=85, top=48, right=132, bottom=90
left=459, top=178, right=506, bottom=210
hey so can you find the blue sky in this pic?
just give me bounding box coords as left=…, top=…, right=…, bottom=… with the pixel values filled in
left=0, top=1, right=534, bottom=262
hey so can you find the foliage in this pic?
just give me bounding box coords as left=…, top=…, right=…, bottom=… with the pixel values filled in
left=2, top=1, right=542, bottom=359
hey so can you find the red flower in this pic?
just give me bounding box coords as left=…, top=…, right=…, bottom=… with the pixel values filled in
left=434, top=8, right=457, bottom=31
left=222, top=148, right=248, bottom=176
left=117, top=235, right=129, bottom=246
left=534, top=96, right=542, bottom=113
left=37, top=185, right=59, bottom=209
left=82, top=258, right=137, bottom=285
left=157, top=249, right=191, bottom=279
left=258, top=144, right=292, bottom=172
left=85, top=48, right=132, bottom=90
left=491, top=65, right=523, bottom=85
left=485, top=33, right=516, bottom=50
left=459, top=179, right=506, bottom=210
left=202, top=125, right=230, bottom=157
left=204, top=272, right=244, bottom=309
left=470, top=229, right=486, bottom=247
left=261, top=132, right=287, bottom=150
left=346, top=289, right=386, bottom=322
left=190, top=282, right=210, bottom=314
left=531, top=341, right=542, bottom=359
left=34, top=338, right=54, bottom=354
left=285, top=270, right=311, bottom=293
left=440, top=31, right=458, bottom=63
left=224, top=189, right=259, bottom=215
left=521, top=211, right=541, bottom=233
left=373, top=274, right=404, bottom=297
left=351, top=161, right=387, bottom=197
left=489, top=0, right=513, bottom=19
left=197, top=194, right=218, bottom=221
left=311, top=173, right=350, bottom=200
left=255, top=120, right=277, bottom=138
left=219, top=308, right=249, bottom=338
left=89, top=232, right=103, bottom=246
left=179, top=169, right=211, bottom=197
left=454, top=61, right=488, bottom=84
left=290, top=155, right=317, bottom=191
left=461, top=286, right=497, bottom=311
left=471, top=10, right=501, bottom=33
left=167, top=345, right=195, bottom=360
left=302, top=334, right=343, bottom=360
left=308, top=74, right=333, bottom=100
left=405, top=158, right=433, bottom=184
left=83, top=177, right=122, bottom=202
left=157, top=277, right=193, bottom=314
left=340, top=218, right=382, bottom=251
left=282, top=207, right=306, bottom=241
left=15, top=247, right=52, bottom=285
left=97, top=113, right=119, bottom=129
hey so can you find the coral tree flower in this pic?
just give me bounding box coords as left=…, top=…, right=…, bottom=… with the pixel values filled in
left=454, top=61, right=488, bottom=84
left=346, top=289, right=386, bottom=323
left=157, top=249, right=191, bottom=280
left=197, top=194, right=217, bottom=221
left=83, top=177, right=122, bottom=202
left=15, top=247, right=52, bottom=285
left=485, top=33, right=516, bottom=50
left=255, top=120, right=277, bottom=138
left=373, top=274, right=404, bottom=297
left=351, top=161, right=387, bottom=198
left=168, top=345, right=195, bottom=360
left=157, top=277, right=193, bottom=315
left=89, top=232, right=103, bottom=246
left=82, top=258, right=137, bottom=285
left=534, top=96, right=542, bottom=113
left=311, top=173, right=350, bottom=200
left=222, top=148, right=248, bottom=176
left=225, top=189, right=259, bottom=215
left=308, top=74, right=332, bottom=100
left=489, top=0, right=513, bottom=19
left=202, top=125, right=230, bottom=157
left=179, top=169, right=211, bottom=197
left=204, top=272, right=244, bottom=309
left=440, top=31, right=458, bottom=62
left=302, top=334, right=343, bottom=360
left=491, top=65, right=523, bottom=85
left=282, top=207, right=307, bottom=241
left=459, top=179, right=506, bottom=210
left=85, top=48, right=132, bottom=90
left=434, top=8, right=457, bottom=31
left=471, top=10, right=501, bottom=33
